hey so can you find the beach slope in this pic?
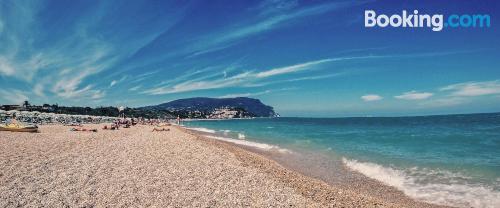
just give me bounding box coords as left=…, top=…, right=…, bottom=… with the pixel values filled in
left=0, top=125, right=428, bottom=207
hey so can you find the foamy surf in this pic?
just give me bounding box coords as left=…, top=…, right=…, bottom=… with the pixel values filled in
left=185, top=127, right=216, bottom=134
left=342, top=158, right=500, bottom=208
left=238, top=133, right=246, bottom=139
left=205, top=135, right=291, bottom=153
left=184, top=127, right=288, bottom=153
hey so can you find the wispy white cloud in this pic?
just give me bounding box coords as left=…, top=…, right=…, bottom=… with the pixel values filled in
left=185, top=44, right=236, bottom=59
left=395, top=91, right=433, bottom=100
left=112, top=1, right=368, bottom=77
left=143, top=57, right=342, bottom=95
left=0, top=18, right=4, bottom=34
left=244, top=73, right=344, bottom=87
left=0, top=2, right=59, bottom=82
left=91, top=90, right=106, bottom=100
left=0, top=57, right=16, bottom=76
left=154, top=66, right=226, bottom=87
left=144, top=72, right=249, bottom=95
left=218, top=87, right=296, bottom=98
left=361, top=94, right=383, bottom=102
left=109, top=76, right=127, bottom=87
left=409, top=80, right=500, bottom=108
left=50, top=52, right=117, bottom=100
left=255, top=55, right=390, bottom=80
left=186, top=1, right=366, bottom=57
left=0, top=1, right=115, bottom=102
left=0, top=89, right=29, bottom=104
left=143, top=54, right=409, bottom=95
left=440, top=80, right=500, bottom=97
left=219, top=90, right=272, bottom=98
left=33, top=83, right=45, bottom=97
left=419, top=97, right=467, bottom=108
left=285, top=73, right=342, bottom=82
left=129, top=85, right=142, bottom=91
left=0, top=1, right=186, bottom=104
left=256, top=0, right=299, bottom=17
left=130, top=70, right=162, bottom=84
left=255, top=58, right=332, bottom=78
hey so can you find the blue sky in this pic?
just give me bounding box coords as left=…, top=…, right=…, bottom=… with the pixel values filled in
left=0, top=0, right=499, bottom=117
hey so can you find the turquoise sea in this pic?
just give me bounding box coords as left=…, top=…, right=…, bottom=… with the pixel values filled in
left=183, top=113, right=500, bottom=208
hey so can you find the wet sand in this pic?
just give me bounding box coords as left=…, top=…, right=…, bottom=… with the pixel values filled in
left=0, top=124, right=446, bottom=207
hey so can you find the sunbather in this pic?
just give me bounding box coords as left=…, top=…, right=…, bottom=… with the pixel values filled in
left=70, top=127, right=97, bottom=132
left=152, top=127, right=170, bottom=132
left=102, top=124, right=119, bottom=130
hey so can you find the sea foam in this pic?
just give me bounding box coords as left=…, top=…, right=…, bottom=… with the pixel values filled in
left=342, top=158, right=500, bottom=208
left=184, top=127, right=289, bottom=153
left=238, top=133, right=246, bottom=139
left=205, top=135, right=291, bottom=153
left=185, top=127, right=216, bottom=134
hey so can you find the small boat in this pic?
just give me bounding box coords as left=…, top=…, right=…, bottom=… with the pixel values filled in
left=0, top=123, right=39, bottom=133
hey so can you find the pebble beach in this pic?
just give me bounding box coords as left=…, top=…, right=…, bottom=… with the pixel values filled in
left=0, top=124, right=446, bottom=207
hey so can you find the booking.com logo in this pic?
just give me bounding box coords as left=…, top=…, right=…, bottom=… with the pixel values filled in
left=365, top=10, right=491, bottom=31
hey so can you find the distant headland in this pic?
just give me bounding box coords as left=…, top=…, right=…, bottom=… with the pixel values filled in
left=0, top=97, right=278, bottom=119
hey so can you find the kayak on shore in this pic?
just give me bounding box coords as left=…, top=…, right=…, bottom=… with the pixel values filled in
left=0, top=123, right=38, bottom=133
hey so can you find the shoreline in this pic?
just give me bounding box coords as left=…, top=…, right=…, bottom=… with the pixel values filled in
left=180, top=126, right=448, bottom=208
left=1, top=124, right=448, bottom=207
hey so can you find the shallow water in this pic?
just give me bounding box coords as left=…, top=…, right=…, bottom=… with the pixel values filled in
left=184, top=113, right=500, bottom=208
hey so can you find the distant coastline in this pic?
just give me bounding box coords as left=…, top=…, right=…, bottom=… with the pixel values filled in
left=1, top=97, right=278, bottom=120
left=2, top=100, right=498, bottom=120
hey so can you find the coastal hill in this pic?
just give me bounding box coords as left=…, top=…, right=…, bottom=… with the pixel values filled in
left=0, top=97, right=278, bottom=119
left=142, top=97, right=278, bottom=118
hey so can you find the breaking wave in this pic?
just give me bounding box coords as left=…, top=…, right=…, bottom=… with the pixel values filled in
left=238, top=133, right=246, bottom=139
left=342, top=158, right=500, bottom=208
left=185, top=127, right=216, bottom=134
left=205, top=135, right=291, bottom=153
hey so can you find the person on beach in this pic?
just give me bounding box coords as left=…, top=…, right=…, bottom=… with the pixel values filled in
left=152, top=127, right=169, bottom=132
left=102, top=123, right=119, bottom=130
left=71, top=127, right=97, bottom=132
left=9, top=113, right=18, bottom=124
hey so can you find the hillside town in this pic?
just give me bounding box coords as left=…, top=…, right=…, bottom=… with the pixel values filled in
left=0, top=99, right=264, bottom=123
